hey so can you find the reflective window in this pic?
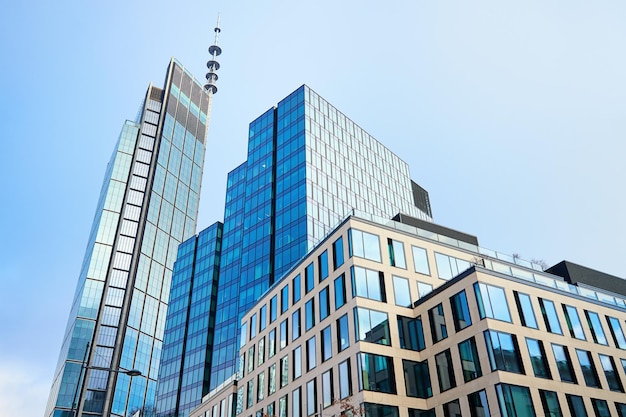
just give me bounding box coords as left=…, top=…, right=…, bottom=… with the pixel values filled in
left=305, top=262, right=315, bottom=294
left=474, top=282, right=511, bottom=322
left=351, top=266, right=386, bottom=302
left=539, top=390, right=562, bottom=417
left=358, top=352, right=396, bottom=394
left=305, top=299, right=315, bottom=331
left=247, top=380, right=254, bottom=408
left=270, top=295, right=277, bottom=323
left=450, top=290, right=472, bottom=332
left=257, top=372, right=265, bottom=402
left=354, top=307, right=390, bottom=345
left=333, top=236, right=344, bottom=269
left=388, top=239, right=406, bottom=269
left=293, top=346, right=302, bottom=380
left=293, top=274, right=301, bottom=304
left=496, top=384, right=536, bottom=417
left=349, top=229, right=381, bottom=262
left=281, top=285, right=289, bottom=314
left=250, top=314, right=257, bottom=339
left=260, top=305, right=267, bottom=331
left=248, top=346, right=255, bottom=373
left=435, top=349, right=456, bottom=392
left=417, top=281, right=433, bottom=298
left=280, top=355, right=288, bottom=388
left=292, top=309, right=301, bottom=341
left=292, top=387, right=301, bottom=417
left=607, top=316, right=626, bottom=349
left=468, top=389, right=491, bottom=417
left=616, top=402, right=626, bottom=417
left=319, top=286, right=330, bottom=321
left=412, top=245, right=430, bottom=275
left=599, top=354, right=623, bottom=392
left=321, top=370, right=333, bottom=408
left=279, top=395, right=287, bottom=417
left=398, top=315, right=425, bottom=352
left=393, top=276, right=412, bottom=307
left=268, top=363, right=277, bottom=395
left=409, top=409, right=435, bottom=417
left=280, top=319, right=288, bottom=350
left=585, top=310, right=608, bottom=345
left=268, top=329, right=276, bottom=358
left=564, top=305, right=586, bottom=340
left=443, top=399, right=460, bottom=417
left=334, top=274, right=346, bottom=310
left=459, top=337, right=482, bottom=382
left=241, top=322, right=248, bottom=347
left=306, top=337, right=316, bottom=371
left=514, top=291, right=538, bottom=329
left=428, top=303, right=448, bottom=343
left=321, top=325, right=332, bottom=362
left=484, top=330, right=524, bottom=374
left=318, top=250, right=329, bottom=281
left=435, top=252, right=471, bottom=280
left=592, top=399, right=610, bottom=417
left=337, top=314, right=350, bottom=351
left=365, top=404, right=399, bottom=417
left=258, top=337, right=265, bottom=366
left=338, top=359, right=352, bottom=399
left=576, top=349, right=600, bottom=387
left=566, top=395, right=588, bottom=417
left=552, top=344, right=577, bottom=383
left=306, top=379, right=317, bottom=416
left=539, top=298, right=563, bottom=335
left=526, top=338, right=551, bottom=379
left=403, top=359, right=432, bottom=398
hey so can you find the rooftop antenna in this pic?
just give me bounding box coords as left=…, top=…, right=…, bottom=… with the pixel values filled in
left=205, top=14, right=221, bottom=95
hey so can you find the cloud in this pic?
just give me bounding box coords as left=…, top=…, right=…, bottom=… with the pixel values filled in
left=0, top=358, right=51, bottom=417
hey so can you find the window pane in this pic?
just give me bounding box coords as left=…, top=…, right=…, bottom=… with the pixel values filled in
left=552, top=344, right=577, bottom=383
left=354, top=307, right=390, bottom=345
left=292, top=387, right=301, bottom=417
left=292, top=309, right=301, bottom=341
left=526, top=338, right=551, bottom=379
left=468, top=389, right=491, bottom=417
left=337, top=314, right=350, bottom=351
left=338, top=359, right=352, bottom=399
left=351, top=266, right=386, bottom=302
left=318, top=250, right=329, bottom=281
left=450, top=290, right=472, bottom=331
left=333, top=236, right=344, bottom=269
left=293, top=346, right=302, bottom=379
left=599, top=354, right=623, bottom=392
left=514, top=292, right=538, bottom=329
left=429, top=303, right=448, bottom=343
left=268, top=329, right=276, bottom=358
left=270, top=296, right=277, bottom=323
left=388, top=239, right=406, bottom=269
left=496, top=383, right=536, bottom=417
left=540, top=298, right=563, bottom=335
left=592, top=399, right=610, bottom=417
left=576, top=349, right=600, bottom=387
left=305, top=263, right=315, bottom=294
left=319, top=287, right=330, bottom=321
left=280, top=356, right=288, bottom=388
left=539, top=390, right=562, bottom=417
left=321, top=325, right=332, bottom=362
left=586, top=311, right=608, bottom=345
left=417, top=281, right=433, bottom=298
left=484, top=330, right=524, bottom=374
left=334, top=274, right=346, bottom=309
left=281, top=285, right=289, bottom=314
left=321, top=370, right=333, bottom=408
left=443, top=399, right=461, bottom=417
left=393, top=276, right=412, bottom=307
left=607, top=316, right=626, bottom=349
left=349, top=229, right=381, bottom=262
left=566, top=395, right=588, bottom=417
left=398, top=315, right=425, bottom=352
left=305, top=299, right=315, bottom=331
left=459, top=337, right=482, bottom=382
left=306, top=337, right=316, bottom=371
left=564, top=305, right=586, bottom=340
left=474, top=283, right=511, bottom=322
left=357, top=352, right=396, bottom=394
left=280, top=319, right=288, bottom=350
left=293, top=274, right=301, bottom=303
left=403, top=359, right=432, bottom=398
left=435, top=349, right=456, bottom=392
left=412, top=246, right=430, bottom=275
left=306, top=379, right=317, bottom=416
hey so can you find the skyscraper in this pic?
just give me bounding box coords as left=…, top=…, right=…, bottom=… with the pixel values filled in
left=45, top=54, right=219, bottom=417
left=157, top=84, right=432, bottom=416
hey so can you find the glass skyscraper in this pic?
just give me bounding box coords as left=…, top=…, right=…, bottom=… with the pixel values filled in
left=157, top=84, right=432, bottom=416
left=45, top=59, right=214, bottom=417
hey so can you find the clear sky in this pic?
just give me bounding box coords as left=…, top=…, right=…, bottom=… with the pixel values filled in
left=1, top=1, right=624, bottom=416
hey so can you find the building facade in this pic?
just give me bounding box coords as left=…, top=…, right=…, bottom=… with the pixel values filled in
left=156, top=84, right=434, bottom=417
left=45, top=59, right=214, bottom=417
left=192, top=213, right=626, bottom=417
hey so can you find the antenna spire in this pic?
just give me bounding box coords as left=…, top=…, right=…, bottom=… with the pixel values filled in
left=205, top=15, right=221, bottom=94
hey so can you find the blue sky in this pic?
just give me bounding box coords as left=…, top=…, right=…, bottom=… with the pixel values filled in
left=1, top=1, right=625, bottom=415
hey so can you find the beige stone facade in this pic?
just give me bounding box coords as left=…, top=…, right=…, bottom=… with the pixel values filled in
left=191, top=215, right=626, bottom=417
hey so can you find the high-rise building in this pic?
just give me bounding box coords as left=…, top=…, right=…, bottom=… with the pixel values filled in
left=157, top=85, right=432, bottom=416
left=45, top=53, right=219, bottom=417
left=192, top=212, right=626, bottom=417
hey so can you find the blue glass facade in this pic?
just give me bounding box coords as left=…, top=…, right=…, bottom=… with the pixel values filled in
left=156, top=223, right=222, bottom=417
left=45, top=59, right=212, bottom=417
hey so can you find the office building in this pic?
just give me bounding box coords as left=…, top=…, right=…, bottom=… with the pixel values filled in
left=156, top=85, right=433, bottom=416
left=192, top=212, right=626, bottom=417
left=45, top=49, right=220, bottom=417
